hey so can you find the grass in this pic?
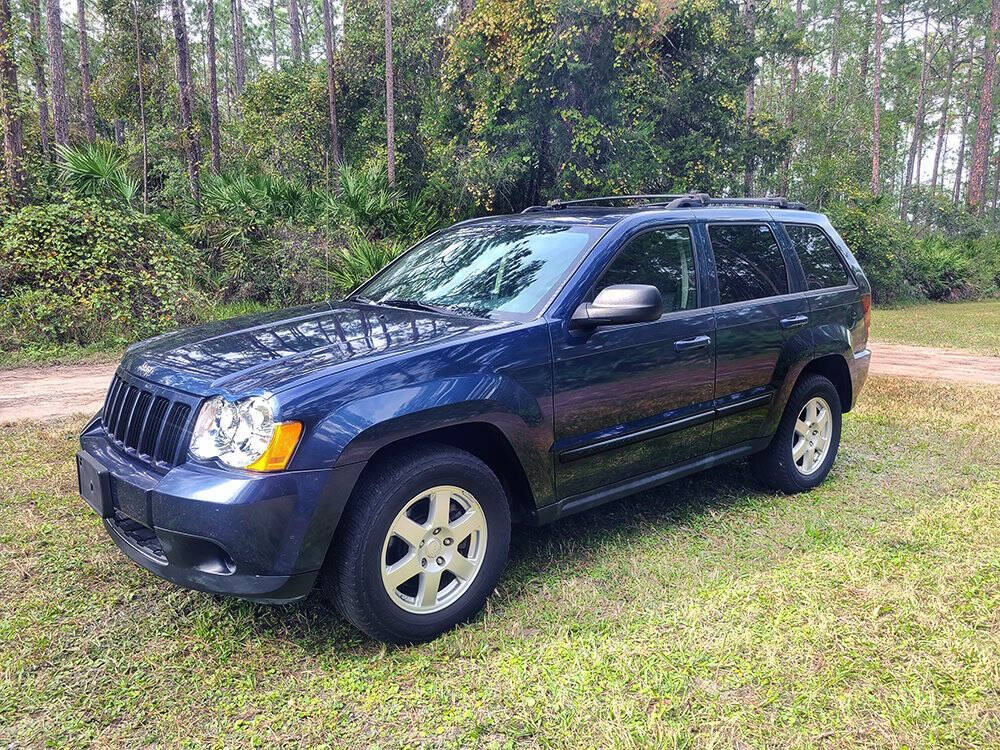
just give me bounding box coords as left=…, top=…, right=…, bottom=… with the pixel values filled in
left=872, top=299, right=1000, bottom=356
left=3, top=376, right=1000, bottom=747
left=0, top=300, right=279, bottom=369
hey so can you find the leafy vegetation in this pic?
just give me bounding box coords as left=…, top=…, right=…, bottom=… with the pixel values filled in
left=2, top=375, right=999, bottom=746
left=0, top=197, right=203, bottom=350
left=1, top=0, right=1000, bottom=357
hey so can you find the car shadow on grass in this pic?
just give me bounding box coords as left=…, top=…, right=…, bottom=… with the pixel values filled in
left=216, top=459, right=769, bottom=653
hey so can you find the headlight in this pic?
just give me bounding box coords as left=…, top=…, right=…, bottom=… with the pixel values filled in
left=190, top=395, right=302, bottom=471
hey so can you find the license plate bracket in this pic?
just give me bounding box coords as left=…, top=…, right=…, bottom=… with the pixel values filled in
left=77, top=451, right=112, bottom=518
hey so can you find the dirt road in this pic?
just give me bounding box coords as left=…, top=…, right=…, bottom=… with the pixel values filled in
left=0, top=363, right=118, bottom=424
left=0, top=342, right=997, bottom=424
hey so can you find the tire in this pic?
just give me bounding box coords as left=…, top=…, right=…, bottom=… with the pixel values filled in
left=752, top=374, right=842, bottom=494
left=322, top=443, right=511, bottom=644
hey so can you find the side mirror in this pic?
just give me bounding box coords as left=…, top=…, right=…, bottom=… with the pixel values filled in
left=570, top=284, right=663, bottom=329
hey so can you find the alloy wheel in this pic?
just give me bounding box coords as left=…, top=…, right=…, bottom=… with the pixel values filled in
left=791, top=396, right=833, bottom=476
left=380, top=485, right=488, bottom=614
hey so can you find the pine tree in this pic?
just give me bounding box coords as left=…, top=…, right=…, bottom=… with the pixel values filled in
left=77, top=0, right=96, bottom=140
left=170, top=0, right=201, bottom=203
left=46, top=0, right=69, bottom=145
left=967, top=0, right=1000, bottom=211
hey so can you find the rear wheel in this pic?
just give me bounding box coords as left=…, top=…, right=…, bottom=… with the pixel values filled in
left=324, top=444, right=511, bottom=644
left=752, top=374, right=842, bottom=493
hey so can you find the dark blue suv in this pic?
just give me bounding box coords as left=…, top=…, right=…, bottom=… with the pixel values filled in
left=77, top=194, right=872, bottom=643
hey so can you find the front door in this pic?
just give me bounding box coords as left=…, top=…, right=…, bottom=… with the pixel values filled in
left=550, top=225, right=716, bottom=500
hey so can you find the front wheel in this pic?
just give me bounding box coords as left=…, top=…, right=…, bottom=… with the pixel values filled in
left=323, top=444, right=511, bottom=644
left=752, top=374, right=842, bottom=493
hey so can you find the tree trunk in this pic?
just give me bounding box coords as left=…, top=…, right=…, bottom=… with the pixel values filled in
left=206, top=0, right=221, bottom=173
left=299, top=0, right=309, bottom=61
left=967, top=0, right=1000, bottom=212
left=133, top=0, right=148, bottom=210
left=827, top=0, right=842, bottom=112
left=953, top=39, right=976, bottom=202
left=28, top=0, right=51, bottom=157
left=322, top=0, right=340, bottom=165
left=170, top=0, right=201, bottom=204
left=901, top=10, right=932, bottom=218
left=931, top=27, right=958, bottom=191
left=230, top=0, right=246, bottom=96
left=859, top=15, right=871, bottom=93
left=269, top=0, right=277, bottom=69
left=1, top=0, right=26, bottom=202
left=46, top=0, right=69, bottom=145
left=384, top=0, right=395, bottom=185
left=743, top=0, right=756, bottom=196
left=779, top=0, right=802, bottom=196
left=289, top=0, right=302, bottom=63
left=459, top=0, right=474, bottom=19
left=871, top=0, right=883, bottom=197
left=77, top=0, right=96, bottom=140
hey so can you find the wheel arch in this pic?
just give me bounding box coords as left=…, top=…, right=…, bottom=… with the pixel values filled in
left=344, top=422, right=539, bottom=526
left=800, top=353, right=853, bottom=413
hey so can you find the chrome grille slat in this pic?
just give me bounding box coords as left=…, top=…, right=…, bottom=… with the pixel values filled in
left=101, top=375, right=195, bottom=469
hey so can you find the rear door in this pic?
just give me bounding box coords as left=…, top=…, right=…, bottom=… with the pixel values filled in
left=778, top=222, right=860, bottom=355
left=705, top=221, right=809, bottom=449
left=550, top=224, right=716, bottom=499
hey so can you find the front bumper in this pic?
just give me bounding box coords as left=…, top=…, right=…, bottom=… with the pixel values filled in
left=79, top=418, right=365, bottom=603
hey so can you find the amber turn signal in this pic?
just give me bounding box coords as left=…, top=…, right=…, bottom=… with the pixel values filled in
left=245, top=421, right=303, bottom=472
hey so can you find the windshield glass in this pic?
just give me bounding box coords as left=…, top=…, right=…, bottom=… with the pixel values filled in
left=355, top=222, right=602, bottom=318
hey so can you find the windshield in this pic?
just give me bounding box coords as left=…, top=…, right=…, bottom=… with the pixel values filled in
left=354, top=221, right=602, bottom=318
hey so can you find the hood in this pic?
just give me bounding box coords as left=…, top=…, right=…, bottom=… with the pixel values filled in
left=120, top=301, right=500, bottom=396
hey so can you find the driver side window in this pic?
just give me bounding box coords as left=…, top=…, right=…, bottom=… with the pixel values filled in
left=591, top=227, right=698, bottom=314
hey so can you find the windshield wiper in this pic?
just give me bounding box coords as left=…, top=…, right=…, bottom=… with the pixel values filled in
left=378, top=298, right=473, bottom=317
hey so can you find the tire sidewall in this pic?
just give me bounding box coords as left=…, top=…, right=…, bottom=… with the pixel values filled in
left=782, top=377, right=842, bottom=490
left=356, top=454, right=510, bottom=641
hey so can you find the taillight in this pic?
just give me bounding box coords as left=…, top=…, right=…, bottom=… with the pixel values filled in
left=860, top=292, right=871, bottom=342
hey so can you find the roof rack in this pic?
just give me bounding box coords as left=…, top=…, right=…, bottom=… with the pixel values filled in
left=521, top=192, right=806, bottom=212
left=666, top=194, right=806, bottom=210
left=521, top=194, right=688, bottom=212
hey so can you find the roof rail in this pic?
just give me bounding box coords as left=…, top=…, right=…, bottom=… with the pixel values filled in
left=521, top=194, right=688, bottom=212
left=666, top=194, right=806, bottom=210
left=520, top=193, right=807, bottom=213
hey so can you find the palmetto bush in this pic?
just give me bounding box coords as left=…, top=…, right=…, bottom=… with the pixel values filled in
left=329, top=231, right=406, bottom=295
left=56, top=142, right=139, bottom=207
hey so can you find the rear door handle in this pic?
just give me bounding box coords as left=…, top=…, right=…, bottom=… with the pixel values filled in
left=673, top=335, right=711, bottom=352
left=780, top=315, right=809, bottom=330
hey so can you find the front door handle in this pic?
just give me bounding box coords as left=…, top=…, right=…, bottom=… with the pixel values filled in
left=673, top=335, right=711, bottom=353
left=780, top=315, right=809, bottom=330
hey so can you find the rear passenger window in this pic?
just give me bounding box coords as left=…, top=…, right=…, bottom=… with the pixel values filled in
left=708, top=224, right=789, bottom=304
left=594, top=227, right=697, bottom=313
left=784, top=224, right=850, bottom=290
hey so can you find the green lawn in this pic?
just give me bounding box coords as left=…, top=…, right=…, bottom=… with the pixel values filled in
left=3, top=377, right=1000, bottom=747
left=872, top=299, right=1000, bottom=356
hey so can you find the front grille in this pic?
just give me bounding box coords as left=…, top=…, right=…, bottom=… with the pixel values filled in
left=102, top=375, right=194, bottom=467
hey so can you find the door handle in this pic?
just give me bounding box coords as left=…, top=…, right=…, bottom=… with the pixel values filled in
left=673, top=335, right=711, bottom=352
left=780, top=315, right=809, bottom=330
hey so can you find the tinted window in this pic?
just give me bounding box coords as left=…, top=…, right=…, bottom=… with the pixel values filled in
left=593, top=227, right=697, bottom=313
left=358, top=222, right=601, bottom=317
left=709, top=224, right=788, bottom=304
left=784, top=224, right=850, bottom=290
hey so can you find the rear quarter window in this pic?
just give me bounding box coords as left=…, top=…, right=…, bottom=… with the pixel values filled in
left=783, top=224, right=851, bottom=290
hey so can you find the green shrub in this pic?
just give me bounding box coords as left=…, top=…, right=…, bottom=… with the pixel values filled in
left=0, top=198, right=203, bottom=350
left=826, top=197, right=919, bottom=305
left=56, top=142, right=139, bottom=207
left=329, top=232, right=406, bottom=295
